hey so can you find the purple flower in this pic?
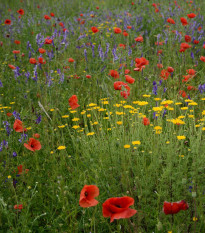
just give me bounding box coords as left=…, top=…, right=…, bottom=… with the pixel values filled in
left=0, top=79, right=3, bottom=87
left=3, top=121, right=12, bottom=136
left=13, top=152, right=17, bottom=157
left=36, top=114, right=42, bottom=124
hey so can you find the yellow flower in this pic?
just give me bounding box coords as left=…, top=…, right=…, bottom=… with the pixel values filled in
left=193, top=217, right=198, bottom=221
left=87, top=132, right=95, bottom=136
left=72, top=125, right=80, bottom=129
left=87, top=114, right=91, bottom=118
left=58, top=125, right=65, bottom=128
left=142, top=94, right=151, bottom=98
left=57, top=146, right=66, bottom=150
left=181, top=107, right=188, bottom=110
left=177, top=136, right=186, bottom=140
left=175, top=102, right=182, bottom=105
left=116, top=111, right=125, bottom=115
left=62, top=115, right=69, bottom=118
left=117, top=121, right=123, bottom=125
left=132, top=141, right=141, bottom=145
left=202, top=127, right=205, bottom=131
left=50, top=109, right=55, bottom=111
left=137, top=101, right=148, bottom=106
left=124, top=144, right=130, bottom=149
left=179, top=155, right=184, bottom=158
left=8, top=175, right=11, bottom=179
left=166, top=141, right=170, bottom=144
left=72, top=118, right=80, bottom=122
left=154, top=98, right=161, bottom=101
left=50, top=151, right=54, bottom=154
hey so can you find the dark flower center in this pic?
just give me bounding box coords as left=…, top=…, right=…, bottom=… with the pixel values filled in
left=115, top=204, right=121, bottom=208
left=84, top=191, right=88, bottom=197
left=31, top=144, right=34, bottom=148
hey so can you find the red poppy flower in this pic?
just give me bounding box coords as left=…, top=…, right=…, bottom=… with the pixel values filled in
left=198, top=26, right=202, bottom=31
left=14, top=40, right=21, bottom=45
left=167, top=18, right=175, bottom=24
left=38, top=57, right=46, bottom=64
left=193, top=40, right=199, bottom=44
left=180, top=17, right=188, bottom=26
left=182, top=75, right=192, bottom=82
left=29, top=58, right=37, bottom=64
left=184, top=35, right=191, bottom=42
left=200, top=56, right=205, bottom=62
left=50, top=12, right=55, bottom=17
left=39, top=48, right=46, bottom=54
left=13, top=50, right=20, bottom=54
left=163, top=200, right=189, bottom=215
left=79, top=185, right=99, bottom=207
left=124, top=69, right=130, bottom=75
left=86, top=75, right=91, bottom=79
left=8, top=64, right=16, bottom=70
left=160, top=70, right=170, bottom=80
left=5, top=19, right=11, bottom=25
left=180, top=43, right=191, bottom=52
left=135, top=35, right=143, bottom=42
left=114, top=27, right=122, bottom=34
left=59, top=22, right=64, bottom=27
left=80, top=20, right=85, bottom=25
left=44, top=38, right=53, bottom=44
left=113, top=82, right=130, bottom=99
left=187, top=85, right=195, bottom=91
left=17, top=9, right=24, bottom=15
left=109, top=70, right=119, bottom=79
left=186, top=69, right=196, bottom=75
left=187, top=13, right=196, bottom=18
left=91, top=26, right=99, bottom=33
left=157, top=64, right=163, bottom=69
left=14, top=204, right=23, bottom=210
left=123, top=31, right=129, bottom=37
left=17, top=165, right=23, bottom=174
left=167, top=67, right=174, bottom=73
left=135, top=57, right=149, bottom=71
left=127, top=26, right=132, bottom=29
left=102, top=196, right=137, bottom=223
left=13, top=119, right=27, bottom=133
left=24, top=138, right=41, bottom=152
left=69, top=95, right=80, bottom=110
left=125, top=75, right=135, bottom=84
left=68, top=58, right=75, bottom=63
left=119, top=44, right=126, bottom=49
left=44, top=15, right=51, bottom=20
left=142, top=117, right=150, bottom=126
left=6, top=112, right=13, bottom=117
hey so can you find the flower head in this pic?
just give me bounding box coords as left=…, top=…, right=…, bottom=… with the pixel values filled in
left=79, top=185, right=99, bottom=207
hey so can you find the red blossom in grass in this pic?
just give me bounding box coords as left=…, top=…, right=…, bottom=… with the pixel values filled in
left=200, top=56, right=205, bottom=62
left=5, top=19, right=11, bottom=25
left=124, top=69, right=131, bottom=75
left=8, top=64, right=16, bottom=70
left=44, top=15, right=51, bottom=20
left=86, top=75, right=91, bottom=79
left=17, top=165, right=23, bottom=174
left=114, top=27, right=122, bottom=34
left=34, top=133, right=40, bottom=139
left=29, top=58, right=37, bottom=64
left=39, top=48, right=46, bottom=54
left=59, top=22, right=64, bottom=27
left=13, top=50, right=20, bottom=54
left=125, top=75, right=135, bottom=84
left=180, top=43, right=191, bottom=52
left=109, top=70, right=119, bottom=79
left=68, top=58, right=75, bottom=63
left=193, top=40, right=199, bottom=44
left=123, top=31, right=129, bottom=37
left=127, top=26, right=132, bottom=29
left=187, top=13, right=196, bottom=18
left=182, top=75, right=192, bottom=82
left=44, top=38, right=53, bottom=44
left=17, top=9, right=24, bottom=15
left=185, top=35, right=191, bottom=42
left=113, top=81, right=130, bottom=99
left=24, top=138, right=41, bottom=152
left=102, top=196, right=137, bottom=223
left=163, top=200, right=189, bottom=215
left=69, top=95, right=80, bottom=110
left=14, top=40, right=21, bottom=45
left=157, top=64, right=163, bottom=69
left=38, top=57, right=46, bottom=64
left=14, top=204, right=23, bottom=210
left=143, top=117, right=150, bottom=126
left=167, top=18, right=175, bottom=24
left=91, top=26, right=99, bottom=33
left=79, top=185, right=99, bottom=207
left=134, top=57, right=149, bottom=71
left=186, top=69, right=196, bottom=76
left=180, top=17, right=188, bottom=26
left=160, top=70, right=171, bottom=80
left=167, top=67, right=174, bottom=73
left=119, top=44, right=126, bottom=49
left=13, top=119, right=27, bottom=133
left=6, top=112, right=13, bottom=117
left=135, top=35, right=143, bottom=42
left=50, top=12, right=55, bottom=17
